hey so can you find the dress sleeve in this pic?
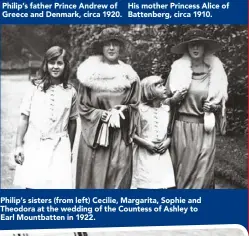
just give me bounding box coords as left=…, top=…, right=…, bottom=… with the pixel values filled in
left=162, top=76, right=175, bottom=107
left=69, top=87, right=79, bottom=120
left=122, top=77, right=141, bottom=144
left=19, top=85, right=35, bottom=116
left=215, top=100, right=227, bottom=135
left=78, top=85, right=104, bottom=148
left=135, top=104, right=150, bottom=137
left=165, top=76, right=173, bottom=96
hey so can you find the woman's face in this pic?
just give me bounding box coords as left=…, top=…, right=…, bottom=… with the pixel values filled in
left=188, top=42, right=205, bottom=59
left=153, top=80, right=167, bottom=100
left=47, top=54, right=65, bottom=79
left=103, top=40, right=121, bottom=62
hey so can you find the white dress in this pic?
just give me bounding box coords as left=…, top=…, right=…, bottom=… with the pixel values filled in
left=13, top=83, right=78, bottom=189
left=132, top=103, right=175, bottom=189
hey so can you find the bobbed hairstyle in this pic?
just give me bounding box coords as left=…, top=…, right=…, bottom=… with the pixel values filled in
left=141, top=75, right=165, bottom=103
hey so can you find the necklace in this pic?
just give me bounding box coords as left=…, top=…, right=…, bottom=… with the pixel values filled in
left=192, top=72, right=206, bottom=76
left=191, top=62, right=209, bottom=74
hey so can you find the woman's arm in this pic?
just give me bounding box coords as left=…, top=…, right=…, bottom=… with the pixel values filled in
left=158, top=107, right=173, bottom=153
left=15, top=114, right=29, bottom=165
left=68, top=119, right=77, bottom=151
left=203, top=101, right=222, bottom=112
left=164, top=77, right=187, bottom=106
left=164, top=90, right=188, bottom=106
left=15, top=114, right=29, bottom=148
left=133, top=134, right=157, bottom=153
left=210, top=104, right=222, bottom=112
left=157, top=137, right=171, bottom=154
left=119, top=78, right=141, bottom=145
left=78, top=86, right=109, bottom=147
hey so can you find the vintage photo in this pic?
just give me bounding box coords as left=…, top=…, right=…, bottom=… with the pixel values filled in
left=0, top=226, right=247, bottom=236
left=1, top=25, right=247, bottom=189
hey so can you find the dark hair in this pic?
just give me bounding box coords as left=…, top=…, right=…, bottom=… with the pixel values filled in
left=32, top=46, right=70, bottom=92
left=91, top=39, right=125, bottom=56
left=187, top=41, right=208, bottom=55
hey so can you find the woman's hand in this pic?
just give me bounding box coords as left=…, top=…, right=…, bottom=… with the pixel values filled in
left=156, top=138, right=171, bottom=154
left=171, top=89, right=188, bottom=104
left=114, top=105, right=128, bottom=113
left=203, top=101, right=212, bottom=112
left=203, top=101, right=220, bottom=112
left=203, top=101, right=217, bottom=112
left=101, top=111, right=111, bottom=123
left=14, top=146, right=24, bottom=165
left=108, top=108, right=126, bottom=128
left=144, top=141, right=158, bottom=154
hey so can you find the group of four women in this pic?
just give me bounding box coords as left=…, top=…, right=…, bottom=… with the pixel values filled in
left=13, top=27, right=228, bottom=189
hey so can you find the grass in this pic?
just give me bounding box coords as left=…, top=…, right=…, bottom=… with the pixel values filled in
left=1, top=74, right=247, bottom=189
left=215, top=135, right=248, bottom=188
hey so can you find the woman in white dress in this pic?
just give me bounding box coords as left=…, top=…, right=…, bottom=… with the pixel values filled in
left=132, top=76, right=175, bottom=189
left=13, top=46, right=78, bottom=189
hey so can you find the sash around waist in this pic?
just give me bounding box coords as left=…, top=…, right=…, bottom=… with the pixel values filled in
left=40, top=131, right=68, bottom=140
left=175, top=113, right=204, bottom=124
left=26, top=129, right=69, bottom=141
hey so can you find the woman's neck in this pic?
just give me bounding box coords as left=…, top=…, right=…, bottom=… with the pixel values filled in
left=151, top=99, right=161, bottom=108
left=191, top=58, right=209, bottom=73
left=191, top=58, right=204, bottom=67
left=50, top=77, right=62, bottom=85
left=102, top=56, right=119, bottom=65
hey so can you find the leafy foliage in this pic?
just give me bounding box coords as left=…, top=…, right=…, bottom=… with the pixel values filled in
left=1, top=25, right=70, bottom=61
left=70, top=25, right=248, bottom=135
left=1, top=25, right=247, bottom=134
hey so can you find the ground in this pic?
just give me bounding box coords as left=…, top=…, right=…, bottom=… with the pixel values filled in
left=0, top=74, right=247, bottom=189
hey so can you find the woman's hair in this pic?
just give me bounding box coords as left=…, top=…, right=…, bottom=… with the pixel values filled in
left=141, top=75, right=165, bottom=103
left=32, top=46, right=70, bottom=92
left=92, top=39, right=125, bottom=55
left=187, top=41, right=208, bottom=55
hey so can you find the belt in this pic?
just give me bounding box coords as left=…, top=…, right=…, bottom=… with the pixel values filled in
left=40, top=131, right=68, bottom=140
left=175, top=113, right=204, bottom=124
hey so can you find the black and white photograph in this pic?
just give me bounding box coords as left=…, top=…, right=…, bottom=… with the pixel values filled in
left=1, top=25, right=247, bottom=189
left=0, top=226, right=247, bottom=236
